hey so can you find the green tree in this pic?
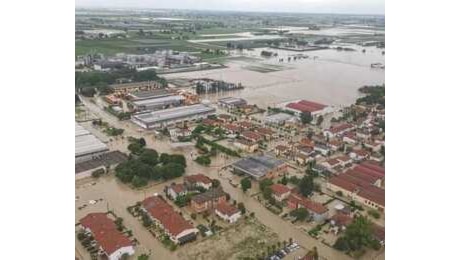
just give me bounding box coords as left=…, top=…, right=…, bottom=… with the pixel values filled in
left=139, top=149, right=159, bottom=166
left=139, top=137, right=146, bottom=147
left=240, top=178, right=252, bottom=192
left=128, top=142, right=144, bottom=155
left=262, top=187, right=273, bottom=200
left=300, top=112, right=313, bottom=125
left=290, top=208, right=309, bottom=221
left=168, top=154, right=187, bottom=167
left=162, top=163, right=185, bottom=180
left=298, top=175, right=314, bottom=197
left=237, top=202, right=246, bottom=214
left=138, top=254, right=149, bottom=260
left=212, top=179, right=221, bottom=188
left=159, top=153, right=170, bottom=164
left=259, top=179, right=274, bottom=192
left=316, top=115, right=324, bottom=126
left=132, top=176, right=148, bottom=187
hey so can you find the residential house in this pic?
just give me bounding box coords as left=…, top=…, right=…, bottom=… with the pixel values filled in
left=275, top=145, right=289, bottom=157
left=343, top=132, right=358, bottom=145
left=233, top=139, right=258, bottom=153
left=238, top=121, right=254, bottom=130
left=336, top=155, right=353, bottom=167
left=329, top=212, right=354, bottom=232
left=314, top=143, right=330, bottom=156
left=287, top=193, right=329, bottom=222
left=255, top=127, right=275, bottom=140
left=321, top=158, right=341, bottom=171
left=323, top=123, right=355, bottom=138
left=191, top=189, right=227, bottom=213
left=241, top=131, right=263, bottom=143
left=349, top=149, right=370, bottom=161
left=80, top=213, right=135, bottom=260
left=184, top=174, right=213, bottom=190
left=270, top=184, right=291, bottom=202
left=166, top=183, right=187, bottom=200
left=142, top=196, right=198, bottom=244
left=222, top=124, right=241, bottom=135
left=215, top=202, right=241, bottom=223
left=328, top=139, right=342, bottom=151
left=217, top=114, right=232, bottom=123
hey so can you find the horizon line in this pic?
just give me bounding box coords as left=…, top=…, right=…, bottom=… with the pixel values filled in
left=75, top=6, right=385, bottom=16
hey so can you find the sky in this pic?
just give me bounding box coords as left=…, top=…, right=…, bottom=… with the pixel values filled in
left=75, top=0, right=385, bottom=15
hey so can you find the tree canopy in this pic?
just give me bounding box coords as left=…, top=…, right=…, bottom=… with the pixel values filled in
left=240, top=177, right=252, bottom=192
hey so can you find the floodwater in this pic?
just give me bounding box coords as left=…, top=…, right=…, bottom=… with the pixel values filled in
left=164, top=45, right=384, bottom=107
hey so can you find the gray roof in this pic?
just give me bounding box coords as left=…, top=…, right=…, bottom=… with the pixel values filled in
left=128, top=89, right=172, bottom=100
left=132, top=95, right=184, bottom=107
left=232, top=155, right=285, bottom=178
left=218, top=97, right=247, bottom=106
left=132, top=104, right=215, bottom=124
left=264, top=113, right=296, bottom=123
left=75, top=122, right=108, bottom=158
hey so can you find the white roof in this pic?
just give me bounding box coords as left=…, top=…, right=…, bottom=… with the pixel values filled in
left=75, top=123, right=108, bottom=158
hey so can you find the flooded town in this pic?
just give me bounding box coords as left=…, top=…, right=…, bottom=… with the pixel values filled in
left=75, top=7, right=385, bottom=260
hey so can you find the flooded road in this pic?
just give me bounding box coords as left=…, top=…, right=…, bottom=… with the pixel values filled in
left=165, top=46, right=384, bottom=107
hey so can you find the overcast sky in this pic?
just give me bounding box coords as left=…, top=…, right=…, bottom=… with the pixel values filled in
left=75, top=0, right=385, bottom=15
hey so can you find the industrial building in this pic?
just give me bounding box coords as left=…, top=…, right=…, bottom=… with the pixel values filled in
left=75, top=123, right=109, bottom=163
left=264, top=113, right=298, bottom=125
left=218, top=97, right=247, bottom=109
left=127, top=89, right=173, bottom=101
left=231, top=155, right=287, bottom=179
left=131, top=104, right=216, bottom=129
left=130, top=95, right=185, bottom=112
left=109, top=81, right=163, bottom=95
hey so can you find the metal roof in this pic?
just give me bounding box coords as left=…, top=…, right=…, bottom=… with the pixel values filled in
left=232, top=155, right=284, bottom=178
left=132, top=104, right=215, bottom=124
left=132, top=95, right=184, bottom=107
left=75, top=122, right=108, bottom=158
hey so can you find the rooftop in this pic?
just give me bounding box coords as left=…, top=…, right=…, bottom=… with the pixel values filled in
left=75, top=123, right=108, bottom=158
left=132, top=104, right=216, bottom=124
left=215, top=202, right=240, bottom=217
left=191, top=188, right=226, bottom=204
left=80, top=213, right=132, bottom=255
left=142, top=196, right=195, bottom=236
left=232, top=155, right=285, bottom=178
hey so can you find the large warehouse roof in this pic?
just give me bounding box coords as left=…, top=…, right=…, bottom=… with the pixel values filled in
left=75, top=122, right=108, bottom=158
left=128, top=89, right=172, bottom=101
left=132, top=95, right=184, bottom=107
left=132, top=104, right=215, bottom=124
left=232, top=155, right=285, bottom=179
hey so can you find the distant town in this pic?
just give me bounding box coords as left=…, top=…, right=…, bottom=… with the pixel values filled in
left=75, top=8, right=384, bottom=260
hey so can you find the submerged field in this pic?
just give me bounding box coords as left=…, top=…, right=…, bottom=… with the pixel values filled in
left=177, top=217, right=281, bottom=260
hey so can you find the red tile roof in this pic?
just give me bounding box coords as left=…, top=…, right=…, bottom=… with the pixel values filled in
left=330, top=213, right=353, bottom=227
left=184, top=174, right=212, bottom=185
left=215, top=202, right=240, bottom=217
left=287, top=100, right=327, bottom=113
left=270, top=184, right=291, bottom=196
left=372, top=224, right=385, bottom=241
left=238, top=121, right=254, bottom=129
left=328, top=176, right=359, bottom=193
left=170, top=183, right=186, bottom=194
left=142, top=196, right=194, bottom=237
left=80, top=213, right=132, bottom=255
left=328, top=123, right=354, bottom=134
left=255, top=127, right=274, bottom=135
left=288, top=193, right=328, bottom=214
left=358, top=185, right=385, bottom=206
left=359, top=161, right=385, bottom=176
left=241, top=131, right=263, bottom=141
left=342, top=169, right=381, bottom=184
left=223, top=123, right=241, bottom=133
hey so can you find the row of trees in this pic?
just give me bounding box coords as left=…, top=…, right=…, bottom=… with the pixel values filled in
left=115, top=139, right=186, bottom=188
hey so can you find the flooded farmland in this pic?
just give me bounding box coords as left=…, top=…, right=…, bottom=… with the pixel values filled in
left=165, top=45, right=384, bottom=107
